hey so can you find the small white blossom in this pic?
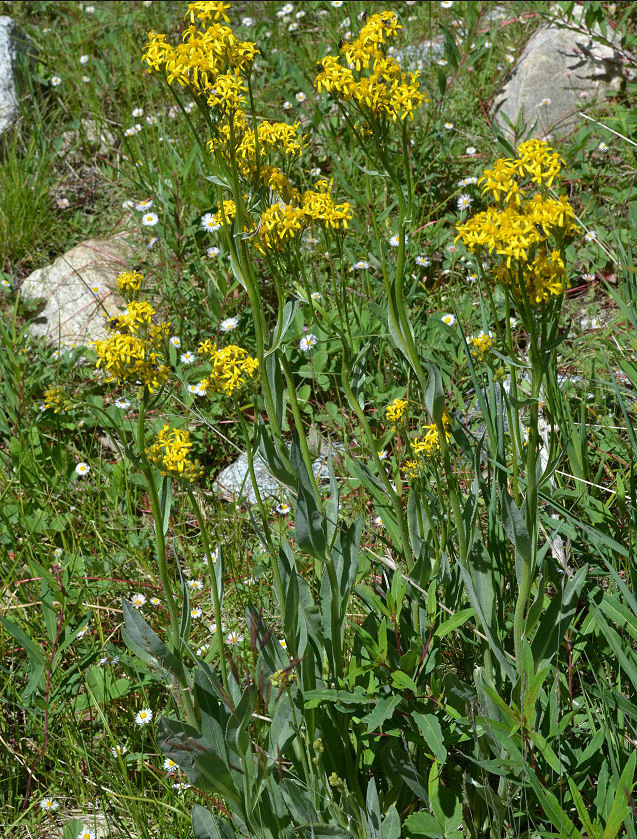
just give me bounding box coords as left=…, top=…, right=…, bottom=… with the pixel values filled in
left=132, top=107, right=144, bottom=118
left=276, top=502, right=292, bottom=514
left=598, top=141, right=609, bottom=153
left=207, top=246, right=220, bottom=257
left=40, top=798, right=59, bottom=811
left=135, top=707, right=153, bottom=726
left=444, top=122, right=454, bottom=130
left=226, top=631, right=244, bottom=644
left=170, top=336, right=181, bottom=348
left=142, top=212, right=158, bottom=227
left=75, top=462, right=90, bottom=477
left=465, top=146, right=477, bottom=155
left=131, top=593, right=146, bottom=608
left=441, top=313, right=456, bottom=326
left=201, top=212, right=220, bottom=232
left=295, top=91, right=307, bottom=103
left=51, top=76, right=62, bottom=87
left=220, top=316, right=239, bottom=332
left=136, top=199, right=153, bottom=210
left=415, top=255, right=431, bottom=266
left=299, top=333, right=318, bottom=352
left=180, top=351, right=195, bottom=364
left=457, top=194, right=472, bottom=211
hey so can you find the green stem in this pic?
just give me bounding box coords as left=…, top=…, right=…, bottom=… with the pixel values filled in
left=187, top=490, right=229, bottom=694
left=278, top=352, right=320, bottom=498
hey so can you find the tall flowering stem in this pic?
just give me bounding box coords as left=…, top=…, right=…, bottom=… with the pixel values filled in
left=456, top=139, right=579, bottom=674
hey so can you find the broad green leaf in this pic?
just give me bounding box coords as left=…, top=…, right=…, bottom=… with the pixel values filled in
left=413, top=713, right=447, bottom=763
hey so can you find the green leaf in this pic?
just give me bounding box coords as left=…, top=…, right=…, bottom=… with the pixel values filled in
left=413, top=713, right=447, bottom=763
left=602, top=750, right=636, bottom=839
left=192, top=804, right=236, bottom=839
left=364, top=695, right=401, bottom=734
left=425, top=363, right=445, bottom=425
left=434, top=608, right=475, bottom=639
left=381, top=805, right=401, bottom=839
left=391, top=670, right=418, bottom=692
left=121, top=599, right=184, bottom=681
left=404, top=811, right=444, bottom=838
left=531, top=565, right=587, bottom=665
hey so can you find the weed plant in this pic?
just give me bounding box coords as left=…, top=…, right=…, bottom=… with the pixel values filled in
left=1, top=2, right=637, bottom=839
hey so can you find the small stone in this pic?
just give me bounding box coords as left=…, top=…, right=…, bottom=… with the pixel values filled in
left=493, top=19, right=625, bottom=140
left=20, top=237, right=135, bottom=346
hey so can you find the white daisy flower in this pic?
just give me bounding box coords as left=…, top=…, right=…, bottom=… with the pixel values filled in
left=444, top=122, right=454, bottom=130
left=196, top=644, right=209, bottom=656
left=147, top=236, right=159, bottom=248
left=187, top=579, right=203, bottom=591
left=132, top=107, right=144, bottom=118
left=1, top=278, right=11, bottom=289
left=288, top=22, right=299, bottom=31
left=441, top=313, right=456, bottom=326
left=310, top=291, right=322, bottom=300
left=201, top=212, right=221, bottom=232
left=457, top=194, right=472, bottom=211
left=597, top=141, right=609, bottom=153
left=282, top=2, right=294, bottom=12
left=282, top=101, right=292, bottom=110
left=415, top=256, right=431, bottom=266
left=53, top=547, right=63, bottom=558
left=584, top=230, right=597, bottom=242
left=56, top=197, right=70, bottom=211
left=591, top=317, right=602, bottom=329
left=114, top=397, right=131, bottom=410
left=75, top=462, right=90, bottom=477
left=82, top=75, right=90, bottom=83
left=351, top=260, right=370, bottom=270
left=389, top=235, right=401, bottom=248
left=136, top=199, right=153, bottom=210
left=51, top=76, right=62, bottom=86
left=79, top=54, right=89, bottom=64
left=276, top=502, right=292, bottom=514
left=180, top=351, right=195, bottom=364
left=509, top=317, right=518, bottom=328
left=296, top=9, right=305, bottom=18
left=299, top=333, right=318, bottom=352
left=135, top=707, right=153, bottom=726
left=146, top=115, right=157, bottom=125
left=131, top=593, right=146, bottom=608
left=40, top=798, right=59, bottom=811
left=377, top=450, right=388, bottom=460
left=226, top=631, right=244, bottom=644
left=76, top=623, right=89, bottom=639
left=142, top=213, right=158, bottom=227
left=89, top=283, right=101, bottom=294
left=150, top=596, right=161, bottom=606
left=111, top=744, right=127, bottom=757
left=164, top=757, right=178, bottom=774
left=331, top=0, right=344, bottom=6
left=373, top=515, right=383, bottom=527
left=77, top=830, right=96, bottom=839
left=310, top=167, right=321, bottom=176
left=170, top=336, right=181, bottom=348
left=295, top=91, right=307, bottom=103
left=465, top=146, right=477, bottom=155
left=195, top=381, right=207, bottom=396
left=241, top=16, right=254, bottom=25
left=122, top=199, right=134, bottom=209
left=220, top=316, right=239, bottom=332
left=84, top=5, right=95, bottom=12
left=173, top=781, right=191, bottom=792
left=437, top=58, right=448, bottom=67
left=441, top=1, right=453, bottom=7
left=207, top=246, right=220, bottom=257
left=536, top=97, right=551, bottom=107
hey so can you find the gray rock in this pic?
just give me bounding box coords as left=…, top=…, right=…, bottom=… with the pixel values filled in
left=493, top=21, right=625, bottom=140
left=59, top=119, right=117, bottom=157
left=20, top=237, right=135, bottom=346
left=0, top=16, right=26, bottom=136
left=396, top=40, right=445, bottom=73
left=214, top=441, right=343, bottom=505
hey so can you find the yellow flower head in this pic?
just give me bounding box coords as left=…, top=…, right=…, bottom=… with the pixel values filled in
left=315, top=11, right=427, bottom=123
left=146, top=424, right=202, bottom=482
left=93, top=301, right=170, bottom=392
left=115, top=269, right=144, bottom=296
left=198, top=340, right=259, bottom=396
left=468, top=331, right=495, bottom=362
left=385, top=398, right=407, bottom=429
left=44, top=385, right=66, bottom=413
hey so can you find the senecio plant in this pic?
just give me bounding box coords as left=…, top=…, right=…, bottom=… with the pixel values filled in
left=76, top=3, right=635, bottom=839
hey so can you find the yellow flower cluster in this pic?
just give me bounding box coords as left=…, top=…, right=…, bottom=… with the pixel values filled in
left=315, top=11, right=427, bottom=123
left=93, top=301, right=170, bottom=392
left=254, top=181, right=352, bottom=252
left=456, top=141, right=579, bottom=303
left=385, top=398, right=407, bottom=429
left=116, top=269, right=143, bottom=300
left=143, top=6, right=259, bottom=96
left=198, top=340, right=259, bottom=396
left=208, top=112, right=305, bottom=198
left=271, top=667, right=297, bottom=689
left=469, top=331, right=495, bottom=362
left=405, top=411, right=451, bottom=478
left=210, top=200, right=237, bottom=229
left=44, top=385, right=65, bottom=413
left=146, top=424, right=202, bottom=483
